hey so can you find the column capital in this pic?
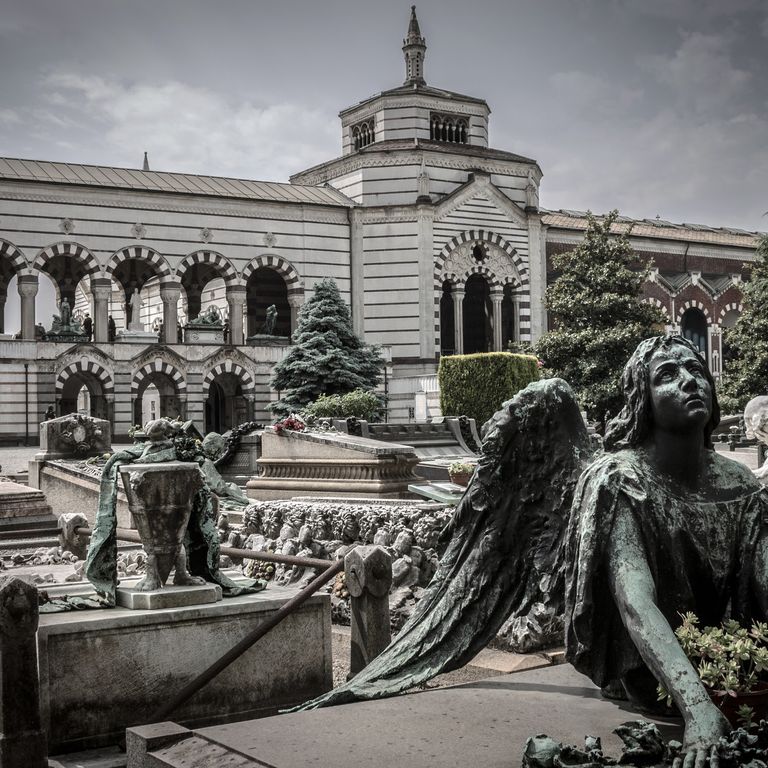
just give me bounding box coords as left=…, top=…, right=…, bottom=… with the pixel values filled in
left=490, top=289, right=504, bottom=302
left=159, top=282, right=182, bottom=302
left=225, top=284, right=247, bottom=299
left=287, top=293, right=304, bottom=308
left=91, top=277, right=112, bottom=299
left=451, top=287, right=465, bottom=299
left=17, top=273, right=39, bottom=297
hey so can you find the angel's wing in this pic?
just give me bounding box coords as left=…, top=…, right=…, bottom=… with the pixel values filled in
left=294, top=377, right=594, bottom=710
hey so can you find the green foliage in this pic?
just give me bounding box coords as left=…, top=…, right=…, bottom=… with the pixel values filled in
left=302, top=388, right=382, bottom=421
left=657, top=613, right=768, bottom=704
left=719, top=236, right=768, bottom=412
left=535, top=210, right=665, bottom=425
left=270, top=279, right=384, bottom=415
left=438, top=352, right=540, bottom=429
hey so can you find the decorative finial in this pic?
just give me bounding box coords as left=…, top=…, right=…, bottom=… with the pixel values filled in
left=402, top=6, right=426, bottom=86
left=142, top=151, right=150, bottom=172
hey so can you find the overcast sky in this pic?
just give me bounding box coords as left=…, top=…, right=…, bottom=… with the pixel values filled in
left=1, top=0, right=766, bottom=232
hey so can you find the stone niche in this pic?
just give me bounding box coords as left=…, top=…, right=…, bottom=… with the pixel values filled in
left=38, top=585, right=332, bottom=753
left=247, top=430, right=420, bottom=501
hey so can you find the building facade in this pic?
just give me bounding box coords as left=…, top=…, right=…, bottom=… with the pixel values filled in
left=0, top=8, right=761, bottom=443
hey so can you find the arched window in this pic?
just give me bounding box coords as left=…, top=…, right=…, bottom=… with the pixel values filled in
left=429, top=112, right=468, bottom=144
left=463, top=274, right=492, bottom=354
left=351, top=120, right=375, bottom=150
left=681, top=307, right=708, bottom=360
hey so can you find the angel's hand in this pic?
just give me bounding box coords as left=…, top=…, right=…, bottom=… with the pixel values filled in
left=672, top=745, right=721, bottom=768
left=677, top=706, right=730, bottom=765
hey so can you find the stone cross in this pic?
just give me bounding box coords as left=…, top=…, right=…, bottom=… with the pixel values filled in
left=0, top=577, right=47, bottom=767
left=345, top=545, right=393, bottom=677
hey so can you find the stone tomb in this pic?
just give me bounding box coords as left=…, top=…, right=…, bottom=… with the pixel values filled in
left=247, top=429, right=420, bottom=500
left=38, top=582, right=332, bottom=753
left=127, top=664, right=683, bottom=767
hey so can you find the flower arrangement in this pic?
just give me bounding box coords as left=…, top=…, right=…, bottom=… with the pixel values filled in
left=273, top=414, right=306, bottom=434
left=659, top=613, right=768, bottom=725
left=448, top=461, right=476, bottom=487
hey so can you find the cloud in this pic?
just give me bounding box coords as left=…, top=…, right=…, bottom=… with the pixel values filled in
left=549, top=71, right=643, bottom=114
left=639, top=32, right=751, bottom=114
left=615, top=0, right=763, bottom=21
left=35, top=72, right=338, bottom=180
left=0, top=109, right=21, bottom=127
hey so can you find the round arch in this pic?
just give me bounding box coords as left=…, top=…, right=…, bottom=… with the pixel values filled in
left=203, top=362, right=255, bottom=432
left=56, top=359, right=113, bottom=421
left=33, top=242, right=100, bottom=278
left=0, top=239, right=29, bottom=276
left=434, top=229, right=528, bottom=289
left=176, top=250, right=237, bottom=322
left=132, top=361, right=186, bottom=424
left=176, top=250, right=237, bottom=285
left=241, top=254, right=302, bottom=291
left=105, top=246, right=173, bottom=283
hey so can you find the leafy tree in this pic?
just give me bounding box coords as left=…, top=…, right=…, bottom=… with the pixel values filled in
left=719, top=235, right=768, bottom=412
left=536, top=210, right=665, bottom=426
left=270, top=278, right=383, bottom=415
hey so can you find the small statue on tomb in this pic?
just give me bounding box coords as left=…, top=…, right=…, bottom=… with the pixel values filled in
left=188, top=305, right=223, bottom=327
left=60, top=297, right=72, bottom=327
left=260, top=304, right=277, bottom=335
left=128, top=289, right=143, bottom=331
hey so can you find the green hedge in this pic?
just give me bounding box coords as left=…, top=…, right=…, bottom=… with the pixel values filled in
left=438, top=352, right=540, bottom=429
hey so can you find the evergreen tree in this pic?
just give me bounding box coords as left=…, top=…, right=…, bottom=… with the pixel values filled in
left=270, top=278, right=384, bottom=414
left=719, top=235, right=768, bottom=412
left=536, top=210, right=665, bottom=426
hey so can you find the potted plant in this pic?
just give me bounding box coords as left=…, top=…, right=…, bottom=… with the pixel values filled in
left=448, top=461, right=475, bottom=487
left=659, top=613, right=768, bottom=726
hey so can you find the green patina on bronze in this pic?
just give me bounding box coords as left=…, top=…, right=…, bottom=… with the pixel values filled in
left=296, top=335, right=768, bottom=761
left=41, top=423, right=261, bottom=612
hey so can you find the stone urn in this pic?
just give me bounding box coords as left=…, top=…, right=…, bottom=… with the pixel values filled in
left=119, top=462, right=204, bottom=591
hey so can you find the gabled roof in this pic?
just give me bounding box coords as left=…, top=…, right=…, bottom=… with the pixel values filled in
left=542, top=208, right=763, bottom=249
left=0, top=157, right=354, bottom=207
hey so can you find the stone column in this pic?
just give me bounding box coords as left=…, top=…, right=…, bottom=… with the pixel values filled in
left=452, top=287, right=464, bottom=355
left=491, top=288, right=504, bottom=351
left=226, top=284, right=246, bottom=346
left=0, top=576, right=48, bottom=767
left=345, top=546, right=392, bottom=677
left=17, top=274, right=38, bottom=341
left=0, top=286, right=6, bottom=333
left=417, top=202, right=435, bottom=359
left=160, top=282, right=181, bottom=345
left=349, top=207, right=365, bottom=337
left=287, top=293, right=303, bottom=339
left=91, top=277, right=112, bottom=343
left=527, top=213, right=546, bottom=342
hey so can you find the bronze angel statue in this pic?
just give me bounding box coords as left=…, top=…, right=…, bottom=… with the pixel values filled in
left=298, top=335, right=768, bottom=762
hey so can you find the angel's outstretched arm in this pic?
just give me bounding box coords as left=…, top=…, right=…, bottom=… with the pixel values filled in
left=607, top=505, right=729, bottom=755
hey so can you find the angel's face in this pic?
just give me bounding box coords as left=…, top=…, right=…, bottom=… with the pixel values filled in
left=647, top=345, right=712, bottom=434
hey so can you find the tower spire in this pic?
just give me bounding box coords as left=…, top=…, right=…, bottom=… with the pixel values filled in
left=402, top=5, right=426, bottom=86
left=142, top=151, right=150, bottom=171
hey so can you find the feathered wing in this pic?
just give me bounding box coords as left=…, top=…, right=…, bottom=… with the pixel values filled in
left=294, top=378, right=595, bottom=710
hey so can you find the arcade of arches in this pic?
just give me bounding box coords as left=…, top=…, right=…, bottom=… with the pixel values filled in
left=440, top=277, right=520, bottom=356
left=205, top=373, right=249, bottom=433
left=0, top=247, right=297, bottom=347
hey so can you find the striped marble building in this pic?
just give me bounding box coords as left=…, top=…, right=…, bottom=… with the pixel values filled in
left=0, top=8, right=762, bottom=443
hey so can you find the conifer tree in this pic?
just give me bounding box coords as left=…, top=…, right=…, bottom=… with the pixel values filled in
left=270, top=278, right=383, bottom=415
left=719, top=235, right=768, bottom=412
left=536, top=210, right=665, bottom=426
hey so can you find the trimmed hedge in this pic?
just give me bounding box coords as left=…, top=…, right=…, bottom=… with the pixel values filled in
left=438, top=352, right=540, bottom=430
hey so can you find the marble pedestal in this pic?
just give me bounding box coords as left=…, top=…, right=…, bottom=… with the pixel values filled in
left=38, top=583, right=332, bottom=753
left=116, top=329, right=159, bottom=344
left=183, top=325, right=223, bottom=344
left=116, top=583, right=222, bottom=610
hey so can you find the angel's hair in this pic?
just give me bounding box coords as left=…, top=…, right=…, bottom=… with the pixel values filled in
left=603, top=334, right=720, bottom=451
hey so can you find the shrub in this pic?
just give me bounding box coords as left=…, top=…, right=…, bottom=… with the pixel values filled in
left=439, top=352, right=540, bottom=429
left=302, top=388, right=382, bottom=422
